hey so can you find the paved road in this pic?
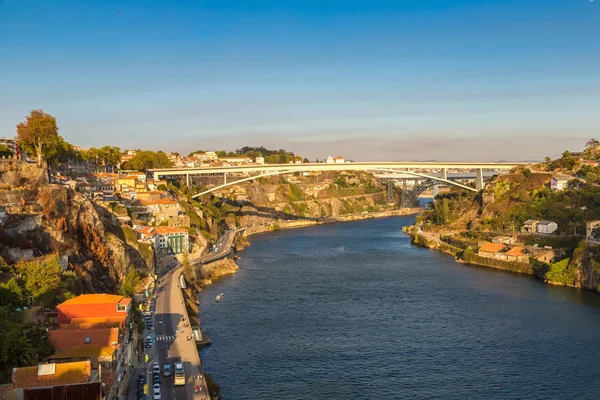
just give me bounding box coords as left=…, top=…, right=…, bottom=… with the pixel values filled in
left=127, top=266, right=209, bottom=400
left=196, top=229, right=241, bottom=264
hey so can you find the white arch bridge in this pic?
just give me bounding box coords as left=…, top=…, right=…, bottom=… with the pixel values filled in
left=149, top=161, right=526, bottom=201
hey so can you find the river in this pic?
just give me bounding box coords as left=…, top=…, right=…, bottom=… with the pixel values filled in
left=198, top=216, right=600, bottom=399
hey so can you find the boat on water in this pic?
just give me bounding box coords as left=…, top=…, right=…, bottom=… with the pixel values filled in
left=215, top=293, right=224, bottom=302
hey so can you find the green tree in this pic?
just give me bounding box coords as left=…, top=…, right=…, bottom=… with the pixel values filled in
left=122, top=150, right=172, bottom=171
left=121, top=268, right=141, bottom=298
left=1, top=328, right=35, bottom=367
left=585, top=139, right=599, bottom=150
left=545, top=258, right=577, bottom=285
left=0, top=145, right=13, bottom=158
left=15, top=254, right=62, bottom=304
left=16, top=109, right=60, bottom=167
left=0, top=278, right=25, bottom=308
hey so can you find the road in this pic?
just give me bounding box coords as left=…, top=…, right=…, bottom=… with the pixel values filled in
left=195, top=229, right=241, bottom=265
left=127, top=265, right=209, bottom=400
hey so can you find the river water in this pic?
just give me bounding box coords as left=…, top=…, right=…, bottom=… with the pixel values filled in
left=198, top=216, right=600, bottom=399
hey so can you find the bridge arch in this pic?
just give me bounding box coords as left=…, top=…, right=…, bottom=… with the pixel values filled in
left=191, top=167, right=477, bottom=198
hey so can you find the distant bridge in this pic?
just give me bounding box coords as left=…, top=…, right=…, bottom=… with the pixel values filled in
left=148, top=161, right=527, bottom=200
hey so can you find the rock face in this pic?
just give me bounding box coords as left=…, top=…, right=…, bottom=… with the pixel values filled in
left=0, top=167, right=153, bottom=294
left=200, top=259, right=239, bottom=282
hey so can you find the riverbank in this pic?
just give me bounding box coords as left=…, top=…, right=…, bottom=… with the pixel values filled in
left=242, top=208, right=423, bottom=238
left=401, top=225, right=589, bottom=290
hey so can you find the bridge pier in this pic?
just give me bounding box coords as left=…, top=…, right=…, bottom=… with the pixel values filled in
left=387, top=180, right=394, bottom=203
left=476, top=168, right=484, bottom=191
left=224, top=173, right=227, bottom=185
left=433, top=183, right=438, bottom=197
left=440, top=168, right=447, bottom=181
left=186, top=173, right=190, bottom=188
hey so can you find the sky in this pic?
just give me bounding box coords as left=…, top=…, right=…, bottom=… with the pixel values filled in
left=0, top=0, right=599, bottom=161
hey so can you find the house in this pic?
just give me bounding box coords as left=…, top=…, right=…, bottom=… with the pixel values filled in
left=334, top=156, right=345, bottom=164
left=218, top=156, right=250, bottom=165
left=478, top=242, right=506, bottom=259
left=143, top=198, right=179, bottom=223
left=11, top=360, right=101, bottom=400
left=504, top=247, right=530, bottom=263
left=326, top=156, right=334, bottom=164
left=57, top=294, right=131, bottom=328
left=153, top=226, right=189, bottom=255
left=550, top=176, right=571, bottom=191
left=255, top=156, right=265, bottom=165
left=168, top=215, right=191, bottom=228
left=536, top=249, right=558, bottom=263
left=117, top=176, right=137, bottom=192
left=537, top=220, right=558, bottom=235
left=521, top=219, right=539, bottom=234
left=492, top=236, right=517, bottom=245
left=47, top=345, right=118, bottom=368
left=586, top=220, right=600, bottom=243
left=49, top=328, right=120, bottom=352
left=135, top=226, right=156, bottom=242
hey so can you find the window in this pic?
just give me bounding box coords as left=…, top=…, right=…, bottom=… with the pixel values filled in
left=117, top=304, right=127, bottom=312
left=84, top=337, right=91, bottom=343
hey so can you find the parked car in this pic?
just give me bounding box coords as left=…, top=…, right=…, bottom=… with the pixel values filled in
left=163, top=364, right=171, bottom=377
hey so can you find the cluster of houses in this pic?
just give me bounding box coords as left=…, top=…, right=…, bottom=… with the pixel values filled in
left=477, top=236, right=563, bottom=264
left=521, top=220, right=558, bottom=235
left=9, top=294, right=134, bottom=400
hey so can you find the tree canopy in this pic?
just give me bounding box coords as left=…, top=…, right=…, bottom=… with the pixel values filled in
left=16, top=110, right=60, bottom=166
left=0, top=145, right=12, bottom=158
left=122, top=150, right=172, bottom=171
left=14, top=253, right=62, bottom=305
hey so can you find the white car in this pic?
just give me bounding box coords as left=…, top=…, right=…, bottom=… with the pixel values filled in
left=152, top=362, right=160, bottom=374
left=153, top=387, right=161, bottom=400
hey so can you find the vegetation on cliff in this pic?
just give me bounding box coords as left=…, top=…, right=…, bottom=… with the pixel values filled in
left=418, top=140, right=600, bottom=292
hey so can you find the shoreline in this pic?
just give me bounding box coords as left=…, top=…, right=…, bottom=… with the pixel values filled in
left=241, top=207, right=424, bottom=239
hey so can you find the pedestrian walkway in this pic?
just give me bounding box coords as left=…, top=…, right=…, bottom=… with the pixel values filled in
left=155, top=335, right=176, bottom=342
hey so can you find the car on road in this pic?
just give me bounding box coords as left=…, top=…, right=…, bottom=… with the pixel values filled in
left=152, top=387, right=161, bottom=400
left=145, top=336, right=152, bottom=348
left=152, top=373, right=160, bottom=385
left=139, top=373, right=147, bottom=384
left=146, top=322, right=153, bottom=330
left=152, top=362, right=160, bottom=374
left=162, top=364, right=171, bottom=376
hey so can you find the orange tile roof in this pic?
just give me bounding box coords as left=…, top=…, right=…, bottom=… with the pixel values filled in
left=151, top=198, right=176, bottom=205
left=154, top=226, right=188, bottom=235
left=49, top=328, right=119, bottom=351
left=60, top=320, right=123, bottom=330
left=48, top=345, right=116, bottom=360
left=478, top=242, right=505, bottom=253
left=12, top=361, right=91, bottom=389
left=68, top=317, right=126, bottom=326
left=505, top=246, right=527, bottom=257
left=135, top=226, right=155, bottom=237
left=60, top=294, right=131, bottom=306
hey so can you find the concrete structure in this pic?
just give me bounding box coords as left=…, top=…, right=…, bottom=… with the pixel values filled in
left=57, top=294, right=131, bottom=327
left=148, top=161, right=526, bottom=198
left=521, top=219, right=539, bottom=234
left=143, top=198, right=179, bottom=223
left=537, top=220, right=558, bottom=235
left=326, top=156, right=334, bottom=164
left=255, top=156, right=265, bottom=165
left=586, top=220, right=600, bottom=243
left=0, top=137, right=17, bottom=155
left=478, top=242, right=506, bottom=259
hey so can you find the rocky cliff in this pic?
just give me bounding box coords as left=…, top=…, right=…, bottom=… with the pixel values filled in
left=0, top=166, right=153, bottom=294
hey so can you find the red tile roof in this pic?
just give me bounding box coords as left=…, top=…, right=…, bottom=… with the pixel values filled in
left=478, top=242, right=505, bottom=253
left=505, top=246, right=527, bottom=257
left=49, top=328, right=119, bottom=351
left=12, top=361, right=91, bottom=389
left=59, top=294, right=131, bottom=306
left=154, top=226, right=188, bottom=235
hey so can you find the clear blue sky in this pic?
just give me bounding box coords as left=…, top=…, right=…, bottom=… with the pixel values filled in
left=1, top=0, right=598, bottom=160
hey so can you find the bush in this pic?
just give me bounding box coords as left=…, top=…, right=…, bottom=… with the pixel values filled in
left=545, top=258, right=577, bottom=286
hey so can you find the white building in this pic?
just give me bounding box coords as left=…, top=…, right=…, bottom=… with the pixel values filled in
left=326, top=156, right=334, bottom=164
left=550, top=176, right=570, bottom=191
left=537, top=220, right=558, bottom=234
left=334, top=156, right=345, bottom=164
left=255, top=156, right=265, bottom=165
